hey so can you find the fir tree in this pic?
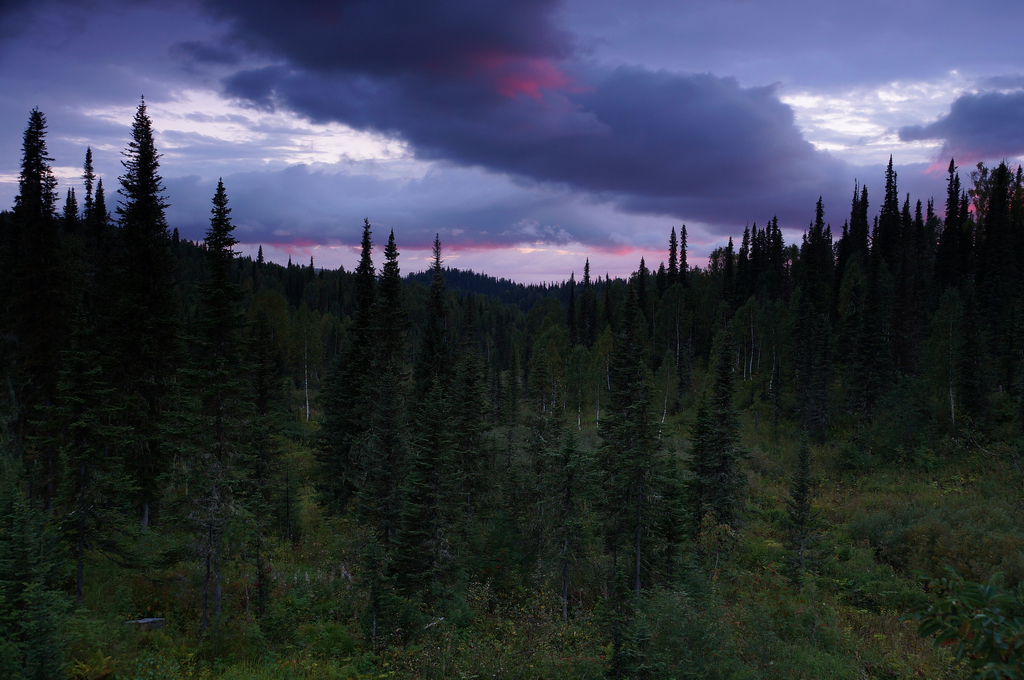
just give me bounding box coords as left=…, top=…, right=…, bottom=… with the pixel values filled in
left=567, top=272, right=578, bottom=346
left=53, top=310, right=132, bottom=604
left=599, top=276, right=660, bottom=598
left=318, top=219, right=376, bottom=513
left=189, top=179, right=247, bottom=637
left=688, top=329, right=743, bottom=538
left=5, top=109, right=68, bottom=506
left=81, top=147, right=95, bottom=227
left=678, top=224, right=689, bottom=287
left=116, top=97, right=178, bottom=527
left=62, top=188, right=78, bottom=233
left=668, top=226, right=679, bottom=286
left=0, top=461, right=69, bottom=680
left=786, top=436, right=815, bottom=588
left=543, top=428, right=595, bottom=621
left=579, top=259, right=598, bottom=348
left=413, top=234, right=452, bottom=399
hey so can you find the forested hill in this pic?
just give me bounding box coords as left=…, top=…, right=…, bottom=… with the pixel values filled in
left=404, top=266, right=572, bottom=311
left=4, top=103, right=1024, bottom=679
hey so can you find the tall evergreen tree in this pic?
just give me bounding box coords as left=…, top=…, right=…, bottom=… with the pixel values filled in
left=53, top=311, right=131, bottom=605
left=413, top=234, right=452, bottom=399
left=599, top=275, right=660, bottom=598
left=667, top=227, right=679, bottom=286
left=318, top=219, right=376, bottom=513
left=678, top=224, right=689, bottom=287
left=794, top=197, right=833, bottom=436
left=0, top=462, right=69, bottom=680
left=81, top=147, right=95, bottom=227
left=189, top=179, right=248, bottom=637
left=786, top=436, right=815, bottom=588
left=5, top=109, right=68, bottom=506
left=116, top=97, right=178, bottom=527
left=579, top=259, right=598, bottom=348
left=567, top=272, right=578, bottom=346
left=688, top=329, right=743, bottom=537
left=61, top=188, right=78, bottom=233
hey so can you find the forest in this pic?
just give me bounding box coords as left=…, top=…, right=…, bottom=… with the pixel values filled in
left=2, top=100, right=1024, bottom=680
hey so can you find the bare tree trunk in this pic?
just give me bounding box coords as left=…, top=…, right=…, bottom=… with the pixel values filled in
left=304, top=337, right=309, bottom=421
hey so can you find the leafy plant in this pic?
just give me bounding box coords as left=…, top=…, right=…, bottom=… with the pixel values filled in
left=907, top=568, right=1024, bottom=679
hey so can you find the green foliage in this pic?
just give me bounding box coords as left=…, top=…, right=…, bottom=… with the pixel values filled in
left=908, top=568, right=1024, bottom=679
left=0, top=461, right=70, bottom=680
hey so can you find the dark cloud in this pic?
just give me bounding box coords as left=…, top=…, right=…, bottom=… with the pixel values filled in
left=222, top=59, right=848, bottom=229
left=170, top=40, right=239, bottom=66
left=201, top=0, right=572, bottom=77
left=899, top=90, right=1024, bottom=163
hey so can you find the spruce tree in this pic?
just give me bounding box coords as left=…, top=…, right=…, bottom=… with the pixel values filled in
left=678, top=224, right=689, bottom=287
left=543, top=428, right=595, bottom=621
left=450, top=295, right=490, bottom=527
left=413, top=234, right=452, bottom=399
left=189, top=179, right=248, bottom=637
left=81, top=147, right=95, bottom=227
left=668, top=226, right=679, bottom=286
left=356, top=228, right=409, bottom=550
left=786, top=436, right=815, bottom=588
left=5, top=109, right=68, bottom=507
left=688, top=329, right=743, bottom=538
left=579, top=259, right=597, bottom=348
left=61, top=188, right=78, bottom=232
left=567, top=272, right=578, bottom=346
left=116, top=97, right=178, bottom=527
left=599, top=276, right=659, bottom=598
left=53, top=310, right=131, bottom=604
left=318, top=218, right=376, bottom=513
left=0, top=461, right=69, bottom=680
left=794, top=197, right=833, bottom=436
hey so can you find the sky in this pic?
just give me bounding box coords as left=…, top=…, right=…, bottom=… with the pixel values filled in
left=2, top=0, right=1024, bottom=282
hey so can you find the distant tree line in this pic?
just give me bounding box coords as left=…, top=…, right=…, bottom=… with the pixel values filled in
left=0, top=101, right=1022, bottom=677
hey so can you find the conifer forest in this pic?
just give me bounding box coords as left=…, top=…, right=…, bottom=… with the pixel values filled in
left=5, top=101, right=1024, bottom=680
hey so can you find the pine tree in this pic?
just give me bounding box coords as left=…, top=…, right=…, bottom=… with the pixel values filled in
left=786, top=436, right=815, bottom=588
left=62, top=188, right=78, bottom=232
left=413, top=234, right=452, bottom=399
left=92, top=178, right=108, bottom=233
left=794, top=197, right=833, bottom=436
left=450, top=295, right=489, bottom=525
left=189, top=179, right=248, bottom=637
left=397, top=378, right=454, bottom=599
left=599, top=277, right=659, bottom=598
left=53, top=310, right=132, bottom=604
left=873, top=156, right=902, bottom=271
left=678, top=224, right=689, bottom=287
left=0, top=461, right=70, bottom=680
left=248, top=304, right=286, bottom=615
left=688, top=329, right=743, bottom=538
left=116, top=97, right=178, bottom=527
left=356, top=228, right=409, bottom=548
left=543, top=428, right=595, bottom=621
left=81, top=147, right=95, bottom=227
left=567, top=272, right=578, bottom=346
left=668, top=227, right=679, bottom=286
left=579, top=259, right=598, bottom=348
left=318, top=219, right=376, bottom=513
left=5, top=109, right=68, bottom=507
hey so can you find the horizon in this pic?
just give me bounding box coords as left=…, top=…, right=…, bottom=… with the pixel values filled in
left=3, top=1, right=1024, bottom=282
